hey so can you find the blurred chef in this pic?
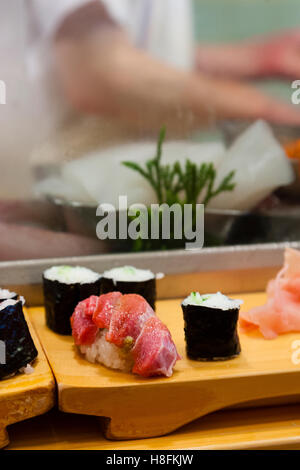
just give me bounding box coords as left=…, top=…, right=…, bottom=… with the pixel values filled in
left=0, top=0, right=300, bottom=260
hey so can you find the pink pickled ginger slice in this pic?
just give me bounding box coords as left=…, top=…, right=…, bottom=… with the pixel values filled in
left=240, top=248, right=300, bottom=339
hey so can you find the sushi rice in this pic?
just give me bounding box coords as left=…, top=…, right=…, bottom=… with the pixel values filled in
left=79, top=329, right=134, bottom=372
left=44, top=265, right=100, bottom=285
left=0, top=288, right=17, bottom=301
left=0, top=298, right=19, bottom=311
left=102, top=266, right=155, bottom=284
left=182, top=291, right=243, bottom=310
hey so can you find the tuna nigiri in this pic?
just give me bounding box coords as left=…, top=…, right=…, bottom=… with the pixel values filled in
left=240, top=248, right=300, bottom=339
left=71, top=293, right=180, bottom=377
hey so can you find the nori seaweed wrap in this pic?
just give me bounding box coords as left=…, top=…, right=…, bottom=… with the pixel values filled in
left=100, top=266, right=158, bottom=310
left=43, top=266, right=101, bottom=335
left=0, top=299, right=38, bottom=379
left=182, top=292, right=242, bottom=361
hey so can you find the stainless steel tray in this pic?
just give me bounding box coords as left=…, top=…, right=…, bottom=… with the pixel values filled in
left=46, top=196, right=300, bottom=247
left=1, top=241, right=299, bottom=306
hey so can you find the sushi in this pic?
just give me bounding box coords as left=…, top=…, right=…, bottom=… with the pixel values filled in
left=240, top=248, right=300, bottom=339
left=43, top=265, right=101, bottom=335
left=100, top=266, right=160, bottom=310
left=71, top=292, right=180, bottom=377
left=182, top=292, right=242, bottom=361
left=0, top=299, right=38, bottom=380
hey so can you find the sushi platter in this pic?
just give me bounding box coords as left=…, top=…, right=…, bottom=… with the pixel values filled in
left=0, top=310, right=55, bottom=448
left=28, top=293, right=300, bottom=440
left=2, top=242, right=300, bottom=445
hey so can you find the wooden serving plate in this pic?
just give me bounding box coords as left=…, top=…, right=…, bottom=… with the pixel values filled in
left=0, top=312, right=55, bottom=448
left=5, top=405, right=300, bottom=450
left=29, top=293, right=300, bottom=440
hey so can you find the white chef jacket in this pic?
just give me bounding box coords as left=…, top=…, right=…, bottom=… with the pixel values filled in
left=28, top=0, right=194, bottom=69
left=0, top=0, right=194, bottom=198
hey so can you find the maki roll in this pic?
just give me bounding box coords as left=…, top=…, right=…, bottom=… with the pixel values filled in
left=0, top=299, right=38, bottom=380
left=43, top=265, right=101, bottom=335
left=182, top=292, right=243, bottom=361
left=100, top=266, right=160, bottom=310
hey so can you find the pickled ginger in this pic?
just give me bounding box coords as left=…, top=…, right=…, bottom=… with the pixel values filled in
left=240, top=248, right=300, bottom=339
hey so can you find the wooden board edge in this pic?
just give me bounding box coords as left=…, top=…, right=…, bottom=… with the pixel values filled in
left=56, top=372, right=300, bottom=440
left=0, top=383, right=55, bottom=448
left=0, top=312, right=56, bottom=449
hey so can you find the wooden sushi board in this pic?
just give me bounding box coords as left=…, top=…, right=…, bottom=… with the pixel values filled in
left=29, top=293, right=300, bottom=440
left=5, top=405, right=300, bottom=450
left=0, top=312, right=55, bottom=449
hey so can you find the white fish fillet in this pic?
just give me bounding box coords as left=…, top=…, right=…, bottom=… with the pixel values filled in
left=35, top=122, right=292, bottom=212
left=208, top=120, right=294, bottom=211
left=36, top=141, right=225, bottom=206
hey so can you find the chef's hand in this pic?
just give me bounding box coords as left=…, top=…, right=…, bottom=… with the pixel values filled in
left=0, top=200, right=108, bottom=261
left=196, top=29, right=300, bottom=80
left=53, top=2, right=300, bottom=133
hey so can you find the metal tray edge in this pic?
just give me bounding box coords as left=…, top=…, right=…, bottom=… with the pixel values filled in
left=0, top=241, right=299, bottom=286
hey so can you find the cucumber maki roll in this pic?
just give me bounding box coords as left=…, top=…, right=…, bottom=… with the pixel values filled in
left=43, top=266, right=101, bottom=335
left=182, top=292, right=243, bottom=361
left=0, top=299, right=38, bottom=380
left=100, top=266, right=160, bottom=310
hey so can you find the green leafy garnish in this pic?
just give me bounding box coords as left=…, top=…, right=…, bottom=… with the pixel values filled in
left=57, top=266, right=72, bottom=277
left=186, top=292, right=210, bottom=305
left=123, top=127, right=236, bottom=207
left=123, top=266, right=136, bottom=274
left=122, top=127, right=236, bottom=251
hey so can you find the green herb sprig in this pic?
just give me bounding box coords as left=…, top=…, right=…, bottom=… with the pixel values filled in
left=123, top=127, right=236, bottom=207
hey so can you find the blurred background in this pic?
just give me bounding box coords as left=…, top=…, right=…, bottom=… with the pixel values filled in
left=1, top=0, right=300, bottom=260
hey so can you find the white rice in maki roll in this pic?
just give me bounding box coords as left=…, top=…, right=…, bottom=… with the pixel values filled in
left=0, top=288, right=18, bottom=303
left=100, top=266, right=160, bottom=310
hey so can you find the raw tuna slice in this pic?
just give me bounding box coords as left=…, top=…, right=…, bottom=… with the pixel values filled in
left=92, top=291, right=122, bottom=329
left=105, top=294, right=155, bottom=347
left=71, top=296, right=99, bottom=345
left=240, top=248, right=300, bottom=339
left=72, top=293, right=122, bottom=343
left=132, top=316, right=180, bottom=377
